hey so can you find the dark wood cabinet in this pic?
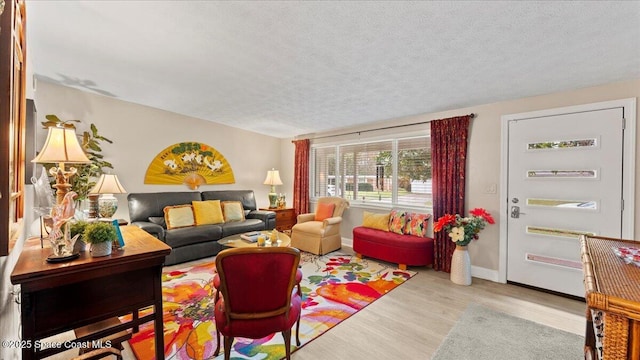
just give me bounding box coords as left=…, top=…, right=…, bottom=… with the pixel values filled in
left=262, top=207, right=296, bottom=231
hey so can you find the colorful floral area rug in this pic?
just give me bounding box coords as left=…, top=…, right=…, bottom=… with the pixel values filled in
left=128, top=252, right=416, bottom=360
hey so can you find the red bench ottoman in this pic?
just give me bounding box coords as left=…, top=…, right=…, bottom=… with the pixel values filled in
left=353, top=226, right=434, bottom=270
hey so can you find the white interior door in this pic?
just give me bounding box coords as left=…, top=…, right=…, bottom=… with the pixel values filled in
left=506, top=108, right=624, bottom=297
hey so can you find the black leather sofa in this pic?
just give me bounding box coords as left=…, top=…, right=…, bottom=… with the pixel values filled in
left=127, top=190, right=276, bottom=265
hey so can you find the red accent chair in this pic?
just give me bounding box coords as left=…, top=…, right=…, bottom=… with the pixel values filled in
left=213, top=246, right=302, bottom=360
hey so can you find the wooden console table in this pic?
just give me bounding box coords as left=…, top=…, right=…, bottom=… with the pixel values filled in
left=11, top=226, right=171, bottom=360
left=580, top=235, right=640, bottom=360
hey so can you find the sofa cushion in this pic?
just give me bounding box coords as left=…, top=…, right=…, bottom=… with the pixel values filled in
left=148, top=216, right=166, bottom=228
left=404, top=212, right=431, bottom=237
left=315, top=202, right=335, bottom=221
left=362, top=211, right=389, bottom=231
left=192, top=200, right=224, bottom=225
left=165, top=224, right=223, bottom=248
left=221, top=219, right=264, bottom=237
left=222, top=201, right=245, bottom=222
left=201, top=190, right=258, bottom=211
left=164, top=205, right=195, bottom=229
left=352, top=226, right=433, bottom=267
left=128, top=191, right=202, bottom=223
left=388, top=209, right=408, bottom=234
left=291, top=220, right=324, bottom=235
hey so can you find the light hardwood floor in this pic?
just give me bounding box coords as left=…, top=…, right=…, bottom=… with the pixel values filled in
left=51, top=246, right=586, bottom=359
left=290, top=247, right=585, bottom=360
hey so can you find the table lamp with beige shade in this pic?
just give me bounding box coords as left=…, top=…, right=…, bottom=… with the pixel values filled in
left=263, top=168, right=283, bottom=209
left=90, top=174, right=127, bottom=219
left=31, top=126, right=91, bottom=204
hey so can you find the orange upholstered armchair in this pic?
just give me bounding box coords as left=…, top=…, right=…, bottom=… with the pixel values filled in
left=290, top=197, right=349, bottom=255
left=213, top=247, right=302, bottom=360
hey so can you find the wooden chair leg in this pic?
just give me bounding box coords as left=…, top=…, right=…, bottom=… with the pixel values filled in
left=224, top=336, right=234, bottom=360
left=283, top=329, right=292, bottom=360
left=214, top=329, right=221, bottom=356
left=296, top=312, right=301, bottom=346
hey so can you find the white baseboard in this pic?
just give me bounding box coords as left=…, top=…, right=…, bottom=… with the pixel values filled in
left=342, top=238, right=502, bottom=283
left=472, top=265, right=502, bottom=283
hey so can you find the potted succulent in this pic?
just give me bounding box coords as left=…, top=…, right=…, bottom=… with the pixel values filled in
left=84, top=221, right=117, bottom=257
left=70, top=220, right=89, bottom=253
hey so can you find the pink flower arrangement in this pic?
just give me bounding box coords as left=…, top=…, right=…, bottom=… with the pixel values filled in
left=433, top=208, right=495, bottom=246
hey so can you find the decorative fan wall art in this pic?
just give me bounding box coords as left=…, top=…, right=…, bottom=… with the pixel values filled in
left=144, top=142, right=235, bottom=189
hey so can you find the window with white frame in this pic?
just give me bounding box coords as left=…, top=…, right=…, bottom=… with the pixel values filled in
left=311, top=135, right=432, bottom=208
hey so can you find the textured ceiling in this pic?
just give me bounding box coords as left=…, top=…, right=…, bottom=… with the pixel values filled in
left=26, top=1, right=640, bottom=138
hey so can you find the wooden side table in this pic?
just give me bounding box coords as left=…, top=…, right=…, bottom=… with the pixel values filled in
left=11, top=226, right=171, bottom=360
left=580, top=235, right=640, bottom=360
left=261, top=207, right=296, bottom=231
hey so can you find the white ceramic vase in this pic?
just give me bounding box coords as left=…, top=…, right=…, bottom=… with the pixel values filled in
left=90, top=241, right=112, bottom=257
left=450, top=245, right=472, bottom=285
left=74, top=238, right=87, bottom=253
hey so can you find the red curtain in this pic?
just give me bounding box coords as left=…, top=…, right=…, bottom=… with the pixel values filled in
left=431, top=115, right=472, bottom=272
left=292, top=139, right=310, bottom=216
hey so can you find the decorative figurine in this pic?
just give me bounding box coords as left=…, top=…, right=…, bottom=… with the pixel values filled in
left=47, top=191, right=80, bottom=258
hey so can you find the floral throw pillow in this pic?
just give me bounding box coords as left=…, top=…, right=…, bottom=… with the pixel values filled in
left=388, top=209, right=408, bottom=235
left=404, top=212, right=431, bottom=237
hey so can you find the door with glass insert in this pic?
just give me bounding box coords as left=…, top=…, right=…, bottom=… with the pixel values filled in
left=507, top=107, right=624, bottom=297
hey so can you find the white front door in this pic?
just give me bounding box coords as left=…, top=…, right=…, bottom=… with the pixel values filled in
left=506, top=107, right=624, bottom=297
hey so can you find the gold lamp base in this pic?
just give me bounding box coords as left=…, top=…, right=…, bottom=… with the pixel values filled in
left=50, top=165, right=78, bottom=204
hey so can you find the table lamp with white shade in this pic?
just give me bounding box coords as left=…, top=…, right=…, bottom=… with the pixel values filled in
left=263, top=168, right=283, bottom=209
left=90, top=174, right=127, bottom=219
left=31, top=126, right=91, bottom=204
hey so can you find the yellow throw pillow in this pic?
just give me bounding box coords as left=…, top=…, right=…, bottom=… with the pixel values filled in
left=362, top=211, right=390, bottom=231
left=164, top=205, right=195, bottom=229
left=221, top=201, right=245, bottom=222
left=192, top=200, right=224, bottom=225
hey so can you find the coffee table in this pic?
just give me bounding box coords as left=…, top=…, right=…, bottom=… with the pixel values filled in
left=218, top=230, right=291, bottom=248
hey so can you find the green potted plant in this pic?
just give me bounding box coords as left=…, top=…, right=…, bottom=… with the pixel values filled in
left=70, top=220, right=89, bottom=253
left=41, top=114, right=114, bottom=206
left=84, top=221, right=117, bottom=257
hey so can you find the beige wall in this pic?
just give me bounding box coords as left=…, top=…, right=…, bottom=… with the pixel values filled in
left=309, top=79, right=640, bottom=276
left=20, top=79, right=640, bottom=276
left=2, top=67, right=635, bottom=360
left=32, top=82, right=294, bottom=219
left=0, top=82, right=293, bottom=358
